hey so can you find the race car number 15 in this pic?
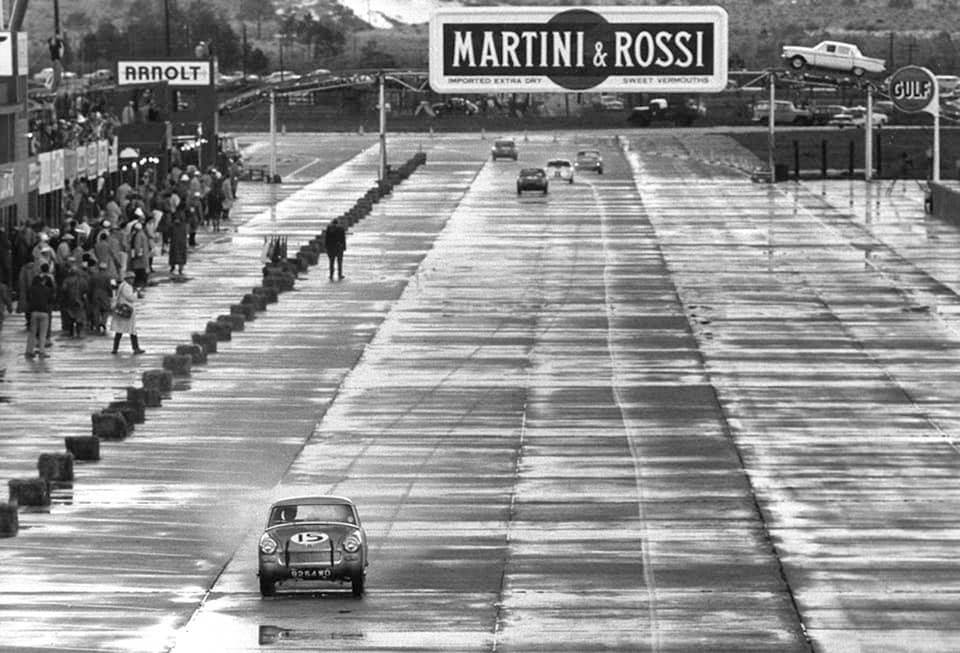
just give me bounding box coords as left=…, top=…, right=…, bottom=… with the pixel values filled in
left=291, top=532, right=328, bottom=545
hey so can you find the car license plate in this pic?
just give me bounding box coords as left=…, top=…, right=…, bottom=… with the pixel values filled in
left=292, top=568, right=332, bottom=579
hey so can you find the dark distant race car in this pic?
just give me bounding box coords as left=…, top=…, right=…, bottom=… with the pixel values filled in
left=517, top=168, right=548, bottom=195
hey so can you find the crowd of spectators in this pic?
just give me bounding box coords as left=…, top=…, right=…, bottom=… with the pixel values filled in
left=28, top=88, right=162, bottom=155
left=0, top=161, right=239, bottom=350
left=28, top=92, right=123, bottom=155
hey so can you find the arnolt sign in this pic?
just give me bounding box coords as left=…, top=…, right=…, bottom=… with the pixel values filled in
left=429, top=7, right=728, bottom=93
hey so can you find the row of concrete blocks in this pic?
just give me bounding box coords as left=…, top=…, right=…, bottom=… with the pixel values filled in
left=0, top=283, right=285, bottom=537
left=0, top=151, right=428, bottom=539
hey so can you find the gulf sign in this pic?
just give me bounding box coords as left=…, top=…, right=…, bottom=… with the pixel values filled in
left=888, top=66, right=938, bottom=114
left=429, top=7, right=727, bottom=93
left=117, top=60, right=213, bottom=87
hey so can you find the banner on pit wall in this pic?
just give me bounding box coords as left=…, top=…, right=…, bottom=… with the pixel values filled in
left=0, top=33, right=12, bottom=77
left=39, top=152, right=52, bottom=194
left=52, top=149, right=64, bottom=190
left=0, top=169, right=14, bottom=202
left=108, top=137, right=118, bottom=173
left=28, top=160, right=41, bottom=191
left=98, top=140, right=109, bottom=175
left=64, top=148, right=77, bottom=181
left=72, top=145, right=84, bottom=179
left=86, top=143, right=98, bottom=177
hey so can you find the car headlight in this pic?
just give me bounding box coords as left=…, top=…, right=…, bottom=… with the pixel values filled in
left=259, top=533, right=278, bottom=555
left=342, top=534, right=361, bottom=553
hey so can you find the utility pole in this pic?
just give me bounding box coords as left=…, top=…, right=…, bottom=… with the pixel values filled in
left=767, top=71, right=775, bottom=182
left=164, top=0, right=171, bottom=56
left=242, top=23, right=247, bottom=77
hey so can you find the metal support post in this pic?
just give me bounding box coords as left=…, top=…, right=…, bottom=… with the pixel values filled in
left=379, top=72, right=387, bottom=182
left=269, top=89, right=277, bottom=182
left=865, top=85, right=873, bottom=181
left=767, top=72, right=776, bottom=182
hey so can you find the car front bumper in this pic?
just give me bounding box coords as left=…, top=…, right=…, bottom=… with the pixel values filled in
left=259, top=553, right=364, bottom=582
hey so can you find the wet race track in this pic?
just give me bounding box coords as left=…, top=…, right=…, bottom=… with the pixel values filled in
left=2, top=131, right=960, bottom=652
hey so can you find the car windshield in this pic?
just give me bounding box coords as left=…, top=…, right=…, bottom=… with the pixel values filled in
left=547, top=160, right=571, bottom=167
left=577, top=151, right=600, bottom=159
left=520, top=168, right=544, bottom=176
left=270, top=502, right=356, bottom=526
left=495, top=141, right=514, bottom=148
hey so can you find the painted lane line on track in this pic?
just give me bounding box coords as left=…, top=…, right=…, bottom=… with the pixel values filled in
left=588, top=176, right=662, bottom=653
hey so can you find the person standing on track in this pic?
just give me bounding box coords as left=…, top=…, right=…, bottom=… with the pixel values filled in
left=324, top=218, right=346, bottom=281
left=110, top=271, right=145, bottom=355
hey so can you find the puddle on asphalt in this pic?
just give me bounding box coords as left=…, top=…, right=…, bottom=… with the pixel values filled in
left=259, top=625, right=363, bottom=645
left=50, top=482, right=74, bottom=506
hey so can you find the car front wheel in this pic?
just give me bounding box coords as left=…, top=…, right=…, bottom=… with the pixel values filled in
left=259, top=577, right=275, bottom=597
left=790, top=55, right=806, bottom=70
left=352, top=574, right=366, bottom=597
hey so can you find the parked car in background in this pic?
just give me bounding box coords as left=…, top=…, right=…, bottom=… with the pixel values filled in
left=83, top=68, right=114, bottom=84
left=517, top=168, right=548, bottom=195
left=264, top=71, right=301, bottom=84
left=827, top=110, right=855, bottom=128
left=628, top=97, right=705, bottom=126
left=432, top=97, right=479, bottom=117
left=257, top=496, right=368, bottom=598
left=751, top=100, right=813, bottom=125
left=937, top=75, right=960, bottom=98
left=595, top=94, right=625, bottom=111
left=575, top=150, right=604, bottom=174
left=781, top=40, right=885, bottom=77
left=491, top=139, right=518, bottom=161
left=546, top=159, right=574, bottom=184
left=810, top=104, right=847, bottom=125
left=847, top=106, right=888, bottom=127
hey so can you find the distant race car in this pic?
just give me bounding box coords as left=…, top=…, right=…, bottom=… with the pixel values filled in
left=546, top=159, right=574, bottom=184
left=781, top=41, right=885, bottom=77
left=492, top=139, right=518, bottom=161
left=517, top=168, right=548, bottom=195
left=575, top=150, right=604, bottom=174
left=258, top=496, right=368, bottom=597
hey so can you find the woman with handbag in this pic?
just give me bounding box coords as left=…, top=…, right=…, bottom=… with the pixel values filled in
left=110, top=270, right=145, bottom=355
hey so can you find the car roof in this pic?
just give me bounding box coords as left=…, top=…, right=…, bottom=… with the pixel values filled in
left=271, top=495, right=355, bottom=508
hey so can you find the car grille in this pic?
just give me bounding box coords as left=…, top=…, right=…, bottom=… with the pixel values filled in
left=286, top=549, right=334, bottom=567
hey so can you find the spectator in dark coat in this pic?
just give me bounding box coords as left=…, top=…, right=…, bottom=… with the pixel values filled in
left=168, top=211, right=189, bottom=277
left=0, top=226, right=12, bottom=286
left=88, top=261, right=114, bottom=333
left=25, top=264, right=55, bottom=358
left=60, top=259, right=89, bottom=337
left=0, top=279, right=13, bottom=335
left=323, top=218, right=346, bottom=281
